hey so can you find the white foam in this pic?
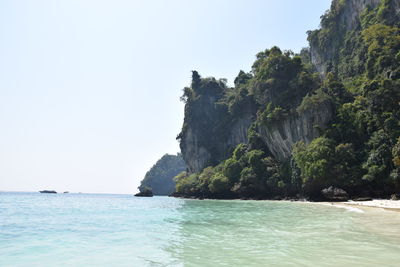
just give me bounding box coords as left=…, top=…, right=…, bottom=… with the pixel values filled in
left=318, top=203, right=364, bottom=213
left=336, top=204, right=364, bottom=213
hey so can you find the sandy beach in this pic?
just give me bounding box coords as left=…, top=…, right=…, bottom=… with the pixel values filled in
left=334, top=199, right=400, bottom=212
left=297, top=199, right=400, bottom=213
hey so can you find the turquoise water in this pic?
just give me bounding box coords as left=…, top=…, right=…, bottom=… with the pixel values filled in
left=1, top=192, right=400, bottom=266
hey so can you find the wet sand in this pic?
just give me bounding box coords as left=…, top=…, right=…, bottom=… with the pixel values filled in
left=336, top=199, right=400, bottom=212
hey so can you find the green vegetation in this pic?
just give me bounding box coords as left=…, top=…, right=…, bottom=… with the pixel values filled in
left=293, top=138, right=360, bottom=197
left=174, top=0, right=400, bottom=200
left=138, top=153, right=186, bottom=195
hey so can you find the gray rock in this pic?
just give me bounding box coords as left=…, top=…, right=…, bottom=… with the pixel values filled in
left=180, top=96, right=332, bottom=173
left=258, top=101, right=332, bottom=160
left=180, top=95, right=254, bottom=173
left=310, top=0, right=382, bottom=77
left=321, top=186, right=349, bottom=201
left=134, top=188, right=153, bottom=197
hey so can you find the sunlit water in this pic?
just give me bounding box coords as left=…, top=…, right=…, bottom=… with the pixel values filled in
left=1, top=192, right=400, bottom=266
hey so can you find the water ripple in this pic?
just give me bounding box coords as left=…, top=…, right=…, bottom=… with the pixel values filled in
left=1, top=193, right=400, bottom=266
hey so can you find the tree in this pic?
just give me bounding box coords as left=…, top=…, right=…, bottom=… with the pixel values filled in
left=208, top=173, right=230, bottom=195
left=293, top=138, right=336, bottom=196
left=223, top=158, right=242, bottom=184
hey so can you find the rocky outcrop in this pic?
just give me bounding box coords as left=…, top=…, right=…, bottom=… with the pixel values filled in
left=340, top=0, right=381, bottom=30
left=175, top=0, right=400, bottom=199
left=178, top=74, right=257, bottom=173
left=226, top=116, right=253, bottom=150
left=180, top=127, right=212, bottom=173
left=181, top=112, right=253, bottom=173
left=309, top=45, right=331, bottom=77
left=181, top=99, right=331, bottom=171
left=321, top=186, right=349, bottom=201
left=309, top=0, right=382, bottom=76
left=258, top=101, right=333, bottom=161
left=179, top=0, right=380, bottom=174
left=138, top=154, right=186, bottom=195
left=134, top=188, right=153, bottom=197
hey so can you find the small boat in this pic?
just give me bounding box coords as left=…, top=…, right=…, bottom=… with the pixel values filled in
left=63, top=191, right=69, bottom=194
left=39, top=190, right=57, bottom=194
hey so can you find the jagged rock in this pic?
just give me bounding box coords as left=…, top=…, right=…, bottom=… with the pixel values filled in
left=179, top=88, right=331, bottom=172
left=309, top=0, right=382, bottom=76
left=391, top=194, right=399, bottom=200
left=258, top=101, right=332, bottom=160
left=321, top=186, right=349, bottom=201
left=180, top=95, right=254, bottom=173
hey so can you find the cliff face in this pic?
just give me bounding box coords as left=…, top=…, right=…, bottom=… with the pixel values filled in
left=181, top=99, right=332, bottom=172
left=179, top=81, right=332, bottom=172
left=309, top=0, right=381, bottom=76
left=179, top=56, right=332, bottom=173
left=180, top=92, right=255, bottom=173
left=182, top=117, right=253, bottom=173
left=175, top=0, right=400, bottom=199
left=181, top=127, right=212, bottom=173
left=258, top=101, right=333, bottom=161
left=340, top=0, right=381, bottom=29
left=309, top=0, right=400, bottom=76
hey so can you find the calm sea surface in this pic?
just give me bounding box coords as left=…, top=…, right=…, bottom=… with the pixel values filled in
left=1, top=192, right=400, bottom=267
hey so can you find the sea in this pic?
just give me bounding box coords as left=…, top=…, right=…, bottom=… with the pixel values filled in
left=1, top=192, right=400, bottom=267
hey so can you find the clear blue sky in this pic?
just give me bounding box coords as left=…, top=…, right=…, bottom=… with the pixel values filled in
left=0, top=0, right=331, bottom=194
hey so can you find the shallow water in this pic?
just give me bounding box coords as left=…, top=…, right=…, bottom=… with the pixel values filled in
left=1, top=192, right=399, bottom=266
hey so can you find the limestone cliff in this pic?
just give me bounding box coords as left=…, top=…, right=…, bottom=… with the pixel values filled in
left=178, top=64, right=331, bottom=173
left=174, top=0, right=400, bottom=199
left=181, top=116, right=254, bottom=173
left=258, top=101, right=333, bottom=161
left=138, top=153, right=186, bottom=195
left=178, top=0, right=398, bottom=173
left=308, top=0, right=399, bottom=76
left=179, top=83, right=256, bottom=173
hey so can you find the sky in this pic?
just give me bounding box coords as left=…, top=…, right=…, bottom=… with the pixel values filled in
left=0, top=0, right=331, bottom=194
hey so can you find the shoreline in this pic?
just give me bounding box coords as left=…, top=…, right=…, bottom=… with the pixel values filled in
left=282, top=199, right=400, bottom=213
left=302, top=199, right=400, bottom=213
left=173, top=195, right=400, bottom=213
left=333, top=199, right=400, bottom=212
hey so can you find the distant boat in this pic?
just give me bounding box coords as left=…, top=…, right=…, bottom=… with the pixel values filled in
left=63, top=191, right=69, bottom=194
left=39, top=190, right=57, bottom=194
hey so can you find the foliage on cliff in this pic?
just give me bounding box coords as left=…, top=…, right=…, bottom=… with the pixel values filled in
left=175, top=0, right=400, bottom=200
left=138, top=153, right=186, bottom=195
